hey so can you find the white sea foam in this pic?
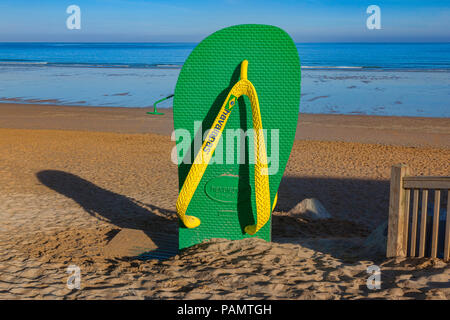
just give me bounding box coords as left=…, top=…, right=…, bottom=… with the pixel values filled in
left=302, top=66, right=365, bottom=69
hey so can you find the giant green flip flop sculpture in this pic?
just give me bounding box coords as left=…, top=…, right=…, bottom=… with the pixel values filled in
left=173, top=24, right=301, bottom=249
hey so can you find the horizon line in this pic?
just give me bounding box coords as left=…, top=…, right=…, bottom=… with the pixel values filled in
left=0, top=41, right=449, bottom=44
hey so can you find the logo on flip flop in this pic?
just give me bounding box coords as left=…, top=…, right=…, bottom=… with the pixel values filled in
left=202, top=103, right=233, bottom=154
left=227, top=97, right=236, bottom=111
left=205, top=175, right=250, bottom=203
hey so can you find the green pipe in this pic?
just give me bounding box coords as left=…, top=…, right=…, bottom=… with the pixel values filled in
left=146, top=94, right=174, bottom=115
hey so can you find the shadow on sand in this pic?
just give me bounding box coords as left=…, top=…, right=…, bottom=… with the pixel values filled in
left=36, top=170, right=394, bottom=261
left=271, top=176, right=391, bottom=261
left=36, top=170, right=178, bottom=260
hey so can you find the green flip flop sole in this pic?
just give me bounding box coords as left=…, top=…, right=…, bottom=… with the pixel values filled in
left=173, top=24, right=301, bottom=249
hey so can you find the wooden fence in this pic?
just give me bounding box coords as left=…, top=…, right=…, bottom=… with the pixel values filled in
left=387, top=164, right=450, bottom=260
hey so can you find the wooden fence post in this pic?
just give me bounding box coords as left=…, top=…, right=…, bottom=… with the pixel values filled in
left=444, top=190, right=450, bottom=261
left=387, top=164, right=410, bottom=258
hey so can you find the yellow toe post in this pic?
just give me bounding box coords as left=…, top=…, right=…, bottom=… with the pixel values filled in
left=241, top=60, right=248, bottom=80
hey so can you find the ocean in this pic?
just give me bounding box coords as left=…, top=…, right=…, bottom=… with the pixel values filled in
left=0, top=42, right=449, bottom=117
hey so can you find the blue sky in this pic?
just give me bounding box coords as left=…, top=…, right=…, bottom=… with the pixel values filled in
left=0, top=0, right=449, bottom=42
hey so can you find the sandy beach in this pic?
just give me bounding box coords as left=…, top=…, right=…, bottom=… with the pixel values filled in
left=0, top=103, right=449, bottom=299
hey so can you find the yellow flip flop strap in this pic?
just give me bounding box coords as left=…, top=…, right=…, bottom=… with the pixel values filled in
left=176, top=60, right=275, bottom=235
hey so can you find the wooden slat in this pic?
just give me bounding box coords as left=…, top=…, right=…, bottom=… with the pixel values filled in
left=444, top=190, right=450, bottom=261
left=387, top=164, right=409, bottom=257
left=418, top=190, right=428, bottom=258
left=403, top=189, right=411, bottom=253
left=410, top=189, right=419, bottom=257
left=403, top=176, right=450, bottom=190
left=430, top=190, right=441, bottom=258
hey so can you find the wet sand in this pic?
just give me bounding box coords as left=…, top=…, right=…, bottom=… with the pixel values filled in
left=0, top=103, right=449, bottom=299
left=0, top=103, right=449, bottom=147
